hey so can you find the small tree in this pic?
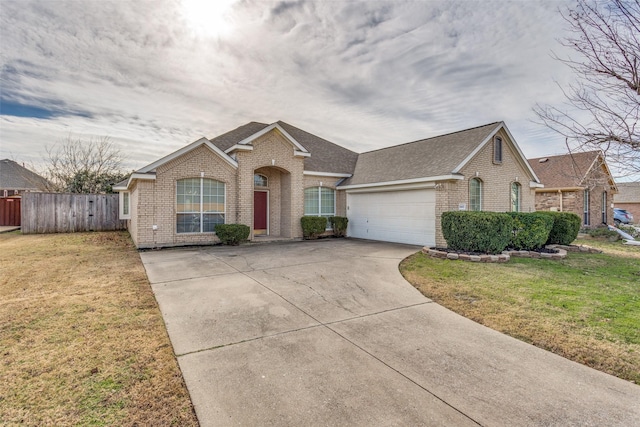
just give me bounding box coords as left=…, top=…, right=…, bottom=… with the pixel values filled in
left=534, top=0, right=640, bottom=177
left=43, top=136, right=127, bottom=193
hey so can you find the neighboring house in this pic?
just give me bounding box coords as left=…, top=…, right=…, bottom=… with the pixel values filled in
left=114, top=121, right=541, bottom=249
left=614, top=182, right=640, bottom=222
left=0, top=159, right=50, bottom=197
left=528, top=151, right=617, bottom=227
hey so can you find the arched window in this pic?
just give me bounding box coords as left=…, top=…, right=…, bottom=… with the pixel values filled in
left=176, top=178, right=225, bottom=233
left=304, top=187, right=335, bottom=225
left=469, top=178, right=482, bottom=211
left=511, top=182, right=521, bottom=212
left=254, top=174, right=268, bottom=187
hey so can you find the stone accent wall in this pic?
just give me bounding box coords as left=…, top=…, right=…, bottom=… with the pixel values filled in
left=434, top=129, right=537, bottom=246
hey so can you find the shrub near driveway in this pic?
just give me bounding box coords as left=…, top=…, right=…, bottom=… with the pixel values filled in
left=0, top=232, right=198, bottom=426
left=400, top=239, right=640, bottom=384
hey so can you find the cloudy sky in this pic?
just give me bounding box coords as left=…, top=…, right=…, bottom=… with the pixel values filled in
left=1, top=0, right=582, bottom=174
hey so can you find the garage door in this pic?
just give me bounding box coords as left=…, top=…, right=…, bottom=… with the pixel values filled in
left=347, top=189, right=436, bottom=246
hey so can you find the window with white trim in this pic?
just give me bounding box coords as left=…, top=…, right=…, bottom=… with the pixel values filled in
left=511, top=182, right=521, bottom=212
left=601, top=191, right=607, bottom=224
left=304, top=187, right=335, bottom=227
left=176, top=178, right=225, bottom=233
left=469, top=178, right=482, bottom=211
left=119, top=191, right=131, bottom=220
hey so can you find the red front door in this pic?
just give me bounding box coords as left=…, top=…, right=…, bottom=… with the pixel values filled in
left=254, top=191, right=268, bottom=234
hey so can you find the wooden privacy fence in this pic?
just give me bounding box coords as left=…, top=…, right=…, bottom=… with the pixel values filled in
left=21, top=193, right=126, bottom=234
left=0, top=197, right=21, bottom=226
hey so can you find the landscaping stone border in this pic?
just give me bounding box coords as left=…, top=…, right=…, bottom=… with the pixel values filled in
left=423, top=246, right=571, bottom=262
left=547, top=244, right=602, bottom=254
left=422, top=248, right=510, bottom=263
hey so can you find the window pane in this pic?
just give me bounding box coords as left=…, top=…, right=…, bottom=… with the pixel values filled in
left=123, top=192, right=130, bottom=215
left=177, top=178, right=201, bottom=213
left=304, top=187, right=319, bottom=215
left=320, top=188, right=335, bottom=215
left=254, top=174, right=268, bottom=187
left=177, top=213, right=201, bottom=233
left=511, top=182, right=520, bottom=212
left=177, top=178, right=225, bottom=233
left=203, top=213, right=224, bottom=232
left=470, top=179, right=482, bottom=211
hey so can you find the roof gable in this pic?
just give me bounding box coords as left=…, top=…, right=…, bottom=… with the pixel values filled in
left=528, top=151, right=616, bottom=190
left=138, top=137, right=238, bottom=174
left=342, top=122, right=538, bottom=187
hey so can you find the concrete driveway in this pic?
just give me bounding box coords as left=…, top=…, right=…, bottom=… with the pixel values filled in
left=141, top=239, right=640, bottom=426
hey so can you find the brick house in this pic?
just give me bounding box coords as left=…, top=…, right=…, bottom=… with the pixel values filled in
left=115, top=121, right=541, bottom=248
left=614, top=182, right=640, bottom=222
left=528, top=151, right=617, bottom=228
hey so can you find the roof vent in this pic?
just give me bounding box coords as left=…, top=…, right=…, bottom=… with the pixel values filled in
left=538, top=158, right=549, bottom=163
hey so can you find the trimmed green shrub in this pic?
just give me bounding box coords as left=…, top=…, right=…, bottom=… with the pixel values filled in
left=507, top=212, right=554, bottom=250
left=301, top=216, right=327, bottom=239
left=538, top=211, right=581, bottom=245
left=329, top=216, right=348, bottom=237
left=215, top=224, right=250, bottom=245
left=441, top=211, right=513, bottom=254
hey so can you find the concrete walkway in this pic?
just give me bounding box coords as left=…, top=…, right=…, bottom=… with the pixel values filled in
left=140, top=239, right=640, bottom=426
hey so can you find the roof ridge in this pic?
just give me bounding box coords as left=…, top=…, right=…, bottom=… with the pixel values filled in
left=360, top=122, right=501, bottom=155
left=276, top=120, right=358, bottom=154
left=528, top=150, right=601, bottom=161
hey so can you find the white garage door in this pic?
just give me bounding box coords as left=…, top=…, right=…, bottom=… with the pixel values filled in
left=347, top=189, right=436, bottom=246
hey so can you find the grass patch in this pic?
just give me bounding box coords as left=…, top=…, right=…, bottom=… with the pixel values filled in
left=400, top=238, right=640, bottom=384
left=0, top=231, right=198, bottom=426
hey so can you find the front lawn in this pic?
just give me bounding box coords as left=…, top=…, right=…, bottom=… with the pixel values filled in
left=400, top=238, right=640, bottom=384
left=0, top=231, right=198, bottom=426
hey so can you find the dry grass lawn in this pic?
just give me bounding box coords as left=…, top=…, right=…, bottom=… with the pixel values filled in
left=401, top=238, right=640, bottom=384
left=0, top=231, right=198, bottom=426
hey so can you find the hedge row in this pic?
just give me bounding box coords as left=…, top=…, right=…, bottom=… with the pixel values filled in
left=441, top=211, right=580, bottom=254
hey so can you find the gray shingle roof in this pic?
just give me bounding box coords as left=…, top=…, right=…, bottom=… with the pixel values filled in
left=208, top=121, right=359, bottom=174
left=341, top=122, right=502, bottom=186
left=0, top=159, right=50, bottom=191
left=276, top=121, right=358, bottom=174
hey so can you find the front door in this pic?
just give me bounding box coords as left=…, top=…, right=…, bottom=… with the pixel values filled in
left=254, top=191, right=268, bottom=235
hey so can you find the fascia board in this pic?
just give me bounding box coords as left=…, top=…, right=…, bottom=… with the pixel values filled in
left=113, top=172, right=156, bottom=191
left=451, top=123, right=501, bottom=174
left=337, top=174, right=463, bottom=190
left=138, top=138, right=238, bottom=173
left=303, top=171, right=353, bottom=178
left=224, top=144, right=253, bottom=153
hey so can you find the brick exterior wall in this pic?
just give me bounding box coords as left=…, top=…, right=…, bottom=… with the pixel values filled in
left=533, top=159, right=615, bottom=228
left=129, top=130, right=314, bottom=248
left=434, top=129, right=537, bottom=246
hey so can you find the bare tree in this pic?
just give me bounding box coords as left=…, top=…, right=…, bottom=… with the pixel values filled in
left=43, top=136, right=128, bottom=193
left=534, top=0, right=640, bottom=177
